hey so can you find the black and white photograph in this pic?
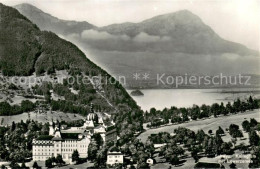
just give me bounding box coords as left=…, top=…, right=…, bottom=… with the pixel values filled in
left=0, top=0, right=259, bottom=168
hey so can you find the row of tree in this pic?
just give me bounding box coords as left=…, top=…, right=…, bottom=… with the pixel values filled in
left=146, top=96, right=259, bottom=128
left=45, top=154, right=65, bottom=168
left=0, top=100, right=36, bottom=116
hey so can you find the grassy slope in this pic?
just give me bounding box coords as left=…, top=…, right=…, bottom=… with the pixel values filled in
left=138, top=109, right=260, bottom=142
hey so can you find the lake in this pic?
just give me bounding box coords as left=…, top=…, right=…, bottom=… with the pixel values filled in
left=127, top=88, right=260, bottom=111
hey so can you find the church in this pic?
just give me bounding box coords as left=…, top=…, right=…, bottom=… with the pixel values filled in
left=32, top=104, right=109, bottom=163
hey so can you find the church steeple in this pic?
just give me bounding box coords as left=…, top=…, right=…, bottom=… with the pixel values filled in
left=90, top=103, right=94, bottom=113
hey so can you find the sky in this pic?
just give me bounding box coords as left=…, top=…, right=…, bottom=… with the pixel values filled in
left=1, top=0, right=259, bottom=50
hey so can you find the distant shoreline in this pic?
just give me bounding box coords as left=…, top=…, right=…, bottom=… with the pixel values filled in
left=126, top=86, right=260, bottom=90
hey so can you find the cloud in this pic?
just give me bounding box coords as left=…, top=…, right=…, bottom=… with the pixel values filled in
left=133, top=32, right=171, bottom=43
left=81, top=30, right=130, bottom=41
left=80, top=30, right=171, bottom=43
left=67, top=33, right=80, bottom=40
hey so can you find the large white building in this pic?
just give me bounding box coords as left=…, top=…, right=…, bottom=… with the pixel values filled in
left=33, top=108, right=107, bottom=164
left=107, top=151, right=124, bottom=165
left=33, top=128, right=91, bottom=163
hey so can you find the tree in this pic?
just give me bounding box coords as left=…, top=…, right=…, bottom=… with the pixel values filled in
left=171, top=155, right=179, bottom=166
left=196, top=130, right=206, bottom=143
left=180, top=108, right=189, bottom=121
left=248, top=96, right=255, bottom=109
left=190, top=105, right=200, bottom=120
left=72, top=150, right=80, bottom=164
left=137, top=161, right=150, bottom=169
left=1, top=165, right=6, bottom=169
left=238, top=143, right=247, bottom=154
left=226, top=102, right=233, bottom=114
left=250, top=118, right=258, bottom=128
left=249, top=130, right=260, bottom=146
left=211, top=103, right=220, bottom=117
left=45, top=158, right=53, bottom=168
left=88, top=141, right=99, bottom=160
left=145, top=141, right=155, bottom=157
left=191, top=147, right=199, bottom=162
left=11, top=121, right=16, bottom=132
left=242, top=120, right=251, bottom=132
left=233, top=130, right=243, bottom=138
left=229, top=124, right=243, bottom=138
left=249, top=146, right=260, bottom=168
left=32, top=161, right=39, bottom=169
left=204, top=137, right=216, bottom=156
left=21, top=162, right=28, bottom=169
left=215, top=134, right=224, bottom=154
left=229, top=162, right=236, bottom=168
left=200, top=104, right=210, bottom=118
left=55, top=154, right=65, bottom=167
left=221, top=142, right=233, bottom=155
left=216, top=126, right=225, bottom=136
left=220, top=102, right=227, bottom=115
left=208, top=130, right=213, bottom=135
left=231, top=138, right=237, bottom=147
left=233, top=99, right=241, bottom=113
left=10, top=160, right=20, bottom=169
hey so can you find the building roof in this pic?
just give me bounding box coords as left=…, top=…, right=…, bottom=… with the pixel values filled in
left=106, top=128, right=117, bottom=135
left=36, top=135, right=54, bottom=140
left=61, top=133, right=79, bottom=140
left=94, top=125, right=106, bottom=129
left=61, top=127, right=85, bottom=133
left=107, top=151, right=123, bottom=156
left=52, top=137, right=63, bottom=141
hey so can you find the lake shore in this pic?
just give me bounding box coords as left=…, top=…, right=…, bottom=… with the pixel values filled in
left=127, top=88, right=260, bottom=111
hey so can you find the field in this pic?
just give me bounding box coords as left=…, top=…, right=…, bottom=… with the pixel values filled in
left=139, top=109, right=260, bottom=169
left=138, top=109, right=260, bottom=142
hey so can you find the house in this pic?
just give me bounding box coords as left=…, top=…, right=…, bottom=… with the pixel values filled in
left=107, top=151, right=124, bottom=165
left=154, top=143, right=167, bottom=148
left=146, top=158, right=155, bottom=165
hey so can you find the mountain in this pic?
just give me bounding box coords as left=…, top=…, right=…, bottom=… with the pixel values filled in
left=98, top=10, right=258, bottom=55
left=12, top=3, right=259, bottom=88
left=14, top=3, right=96, bottom=35
left=0, top=3, right=143, bottom=140
left=1, top=3, right=95, bottom=76
left=14, top=4, right=258, bottom=55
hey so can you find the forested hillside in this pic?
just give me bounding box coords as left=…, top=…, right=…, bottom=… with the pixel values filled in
left=0, top=3, right=143, bottom=141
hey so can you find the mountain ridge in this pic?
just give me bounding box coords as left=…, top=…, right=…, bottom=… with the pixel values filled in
left=14, top=3, right=96, bottom=35
left=97, top=10, right=258, bottom=55
left=14, top=3, right=258, bottom=56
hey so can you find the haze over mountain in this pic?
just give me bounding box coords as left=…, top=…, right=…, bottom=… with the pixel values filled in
left=14, top=3, right=95, bottom=36
left=98, top=10, right=258, bottom=55
left=13, top=3, right=260, bottom=88
left=15, top=3, right=258, bottom=56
